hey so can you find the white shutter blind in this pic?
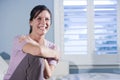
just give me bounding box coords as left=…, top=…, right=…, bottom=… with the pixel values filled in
left=64, top=0, right=87, bottom=54
left=62, top=0, right=119, bottom=65
left=94, top=0, right=118, bottom=54
left=64, top=0, right=118, bottom=55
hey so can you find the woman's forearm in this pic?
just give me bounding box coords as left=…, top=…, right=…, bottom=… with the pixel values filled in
left=40, top=45, right=59, bottom=60
left=23, top=43, right=59, bottom=60
left=44, top=59, right=55, bottom=79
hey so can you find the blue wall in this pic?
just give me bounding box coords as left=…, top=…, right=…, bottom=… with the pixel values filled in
left=0, top=0, right=54, bottom=54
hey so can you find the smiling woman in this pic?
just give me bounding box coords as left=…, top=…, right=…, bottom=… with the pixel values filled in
left=3, top=5, right=60, bottom=80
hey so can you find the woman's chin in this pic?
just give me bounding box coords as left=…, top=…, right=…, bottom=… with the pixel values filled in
left=38, top=32, right=47, bottom=36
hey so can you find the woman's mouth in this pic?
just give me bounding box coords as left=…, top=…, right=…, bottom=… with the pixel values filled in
left=38, top=26, right=48, bottom=30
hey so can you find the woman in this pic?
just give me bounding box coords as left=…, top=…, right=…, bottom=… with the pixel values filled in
left=4, top=5, right=60, bottom=80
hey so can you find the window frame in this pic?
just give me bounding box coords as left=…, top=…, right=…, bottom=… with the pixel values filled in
left=54, top=0, right=120, bottom=66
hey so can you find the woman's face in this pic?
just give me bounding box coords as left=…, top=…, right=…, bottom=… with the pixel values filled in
left=30, top=10, right=51, bottom=36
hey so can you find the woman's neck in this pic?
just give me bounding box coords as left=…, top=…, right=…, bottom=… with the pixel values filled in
left=29, top=33, right=45, bottom=43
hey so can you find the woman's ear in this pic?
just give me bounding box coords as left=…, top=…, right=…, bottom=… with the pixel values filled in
left=29, top=21, right=32, bottom=26
left=29, top=21, right=33, bottom=33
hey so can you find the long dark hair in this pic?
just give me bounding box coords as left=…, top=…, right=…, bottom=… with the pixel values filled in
left=29, top=5, right=52, bottom=33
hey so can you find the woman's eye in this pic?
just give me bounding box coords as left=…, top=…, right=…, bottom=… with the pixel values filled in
left=37, top=18, right=41, bottom=21
left=36, top=17, right=50, bottom=22
left=45, top=18, right=50, bottom=21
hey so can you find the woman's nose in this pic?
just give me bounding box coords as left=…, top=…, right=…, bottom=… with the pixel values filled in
left=40, top=19, right=45, bottom=23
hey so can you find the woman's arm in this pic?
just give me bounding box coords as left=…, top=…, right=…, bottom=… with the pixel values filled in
left=43, top=59, right=55, bottom=79
left=22, top=43, right=59, bottom=60
left=17, top=35, right=59, bottom=60
left=23, top=43, right=58, bottom=79
left=18, top=36, right=59, bottom=79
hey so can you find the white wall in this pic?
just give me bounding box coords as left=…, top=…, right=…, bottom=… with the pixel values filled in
left=0, top=0, right=54, bottom=54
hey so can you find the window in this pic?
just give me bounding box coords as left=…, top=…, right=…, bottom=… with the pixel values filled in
left=54, top=0, right=120, bottom=65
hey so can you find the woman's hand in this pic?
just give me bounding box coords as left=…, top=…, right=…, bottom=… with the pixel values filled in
left=54, top=52, right=60, bottom=62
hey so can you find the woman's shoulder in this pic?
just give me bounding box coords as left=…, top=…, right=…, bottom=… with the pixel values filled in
left=45, top=39, right=58, bottom=49
left=45, top=39, right=54, bottom=45
left=13, top=34, right=28, bottom=43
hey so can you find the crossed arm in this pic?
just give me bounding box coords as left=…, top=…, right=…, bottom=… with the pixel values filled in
left=22, top=42, right=59, bottom=79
